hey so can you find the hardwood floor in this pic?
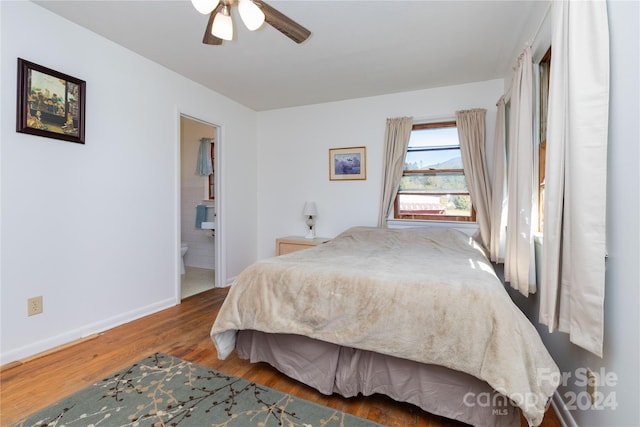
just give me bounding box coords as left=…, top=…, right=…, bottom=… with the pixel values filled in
left=0, top=288, right=562, bottom=427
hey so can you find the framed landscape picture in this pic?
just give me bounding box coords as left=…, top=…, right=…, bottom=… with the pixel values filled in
left=329, top=146, right=366, bottom=181
left=16, top=58, right=86, bottom=144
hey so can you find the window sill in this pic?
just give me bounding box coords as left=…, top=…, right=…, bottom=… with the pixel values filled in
left=533, top=232, right=543, bottom=246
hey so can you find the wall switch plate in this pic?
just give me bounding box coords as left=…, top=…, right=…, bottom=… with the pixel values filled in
left=27, top=296, right=43, bottom=316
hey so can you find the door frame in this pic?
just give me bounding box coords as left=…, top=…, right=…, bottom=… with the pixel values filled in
left=175, top=108, right=226, bottom=302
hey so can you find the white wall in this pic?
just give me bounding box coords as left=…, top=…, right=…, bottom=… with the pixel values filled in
left=180, top=116, right=215, bottom=270
left=0, top=1, right=258, bottom=364
left=256, top=79, right=503, bottom=258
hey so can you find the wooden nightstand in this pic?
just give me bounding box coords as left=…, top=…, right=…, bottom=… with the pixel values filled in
left=276, top=236, right=331, bottom=255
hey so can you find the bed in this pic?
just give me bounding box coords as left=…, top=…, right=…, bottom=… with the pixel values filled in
left=210, top=226, right=560, bottom=427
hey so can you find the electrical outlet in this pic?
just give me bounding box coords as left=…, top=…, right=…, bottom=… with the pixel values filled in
left=27, top=296, right=43, bottom=316
left=587, top=368, right=598, bottom=407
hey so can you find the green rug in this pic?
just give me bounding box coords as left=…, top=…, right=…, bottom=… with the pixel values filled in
left=12, top=352, right=383, bottom=427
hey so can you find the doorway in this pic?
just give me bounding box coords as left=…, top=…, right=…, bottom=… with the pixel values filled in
left=179, top=114, right=221, bottom=299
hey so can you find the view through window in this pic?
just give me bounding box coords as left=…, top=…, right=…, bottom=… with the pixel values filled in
left=394, top=121, right=474, bottom=221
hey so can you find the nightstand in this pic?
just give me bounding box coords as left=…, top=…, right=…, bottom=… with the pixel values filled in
left=275, top=236, right=331, bottom=255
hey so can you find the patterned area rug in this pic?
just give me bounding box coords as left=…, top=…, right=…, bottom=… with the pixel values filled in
left=12, top=353, right=382, bottom=427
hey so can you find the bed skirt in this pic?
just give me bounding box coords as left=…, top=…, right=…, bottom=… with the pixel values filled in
left=237, top=330, right=520, bottom=427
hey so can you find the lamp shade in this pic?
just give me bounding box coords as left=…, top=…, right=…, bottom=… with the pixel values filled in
left=212, top=5, right=233, bottom=40
left=191, top=0, right=220, bottom=14
left=238, top=0, right=265, bottom=31
left=302, top=201, right=318, bottom=216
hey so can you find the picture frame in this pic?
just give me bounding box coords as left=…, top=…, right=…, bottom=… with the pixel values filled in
left=16, top=58, right=86, bottom=144
left=329, top=146, right=366, bottom=181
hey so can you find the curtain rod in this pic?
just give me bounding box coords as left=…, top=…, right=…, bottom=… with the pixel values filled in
left=530, top=2, right=552, bottom=47
left=503, top=2, right=552, bottom=103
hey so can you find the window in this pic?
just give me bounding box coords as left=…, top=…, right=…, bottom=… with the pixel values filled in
left=394, top=121, right=475, bottom=221
left=538, top=48, right=551, bottom=232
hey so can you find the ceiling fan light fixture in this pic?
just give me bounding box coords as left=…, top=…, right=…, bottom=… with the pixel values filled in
left=200, top=0, right=311, bottom=46
left=238, top=0, right=265, bottom=31
left=191, top=0, right=220, bottom=15
left=212, top=5, right=233, bottom=41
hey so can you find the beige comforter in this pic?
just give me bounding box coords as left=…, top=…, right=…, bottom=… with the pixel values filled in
left=210, top=226, right=559, bottom=426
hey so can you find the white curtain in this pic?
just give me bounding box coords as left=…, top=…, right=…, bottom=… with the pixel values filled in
left=456, top=109, right=492, bottom=249
left=504, top=46, right=537, bottom=296
left=490, top=98, right=507, bottom=263
left=540, top=0, right=609, bottom=357
left=377, top=117, right=413, bottom=227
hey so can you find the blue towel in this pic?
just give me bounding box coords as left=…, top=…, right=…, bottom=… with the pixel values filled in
left=195, top=205, right=207, bottom=229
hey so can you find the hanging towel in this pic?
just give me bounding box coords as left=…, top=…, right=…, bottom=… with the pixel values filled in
left=195, top=204, right=207, bottom=229
left=196, top=138, right=213, bottom=176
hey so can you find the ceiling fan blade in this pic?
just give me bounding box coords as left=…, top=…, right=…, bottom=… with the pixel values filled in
left=253, top=0, right=311, bottom=44
left=202, top=4, right=224, bottom=45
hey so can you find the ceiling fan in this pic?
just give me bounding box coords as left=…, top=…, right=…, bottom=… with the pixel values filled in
left=191, top=0, right=311, bottom=45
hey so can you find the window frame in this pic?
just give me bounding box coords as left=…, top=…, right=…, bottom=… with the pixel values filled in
left=538, top=47, right=551, bottom=232
left=393, top=121, right=476, bottom=222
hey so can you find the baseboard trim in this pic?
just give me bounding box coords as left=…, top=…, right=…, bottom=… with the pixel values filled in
left=222, top=275, right=236, bottom=287
left=551, top=390, right=578, bottom=427
left=0, top=334, right=100, bottom=372
left=0, top=297, right=176, bottom=366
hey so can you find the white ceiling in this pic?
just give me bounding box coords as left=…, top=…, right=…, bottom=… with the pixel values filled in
left=34, top=0, right=550, bottom=111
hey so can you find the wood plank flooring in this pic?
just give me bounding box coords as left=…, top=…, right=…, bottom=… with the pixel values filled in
left=0, top=288, right=562, bottom=427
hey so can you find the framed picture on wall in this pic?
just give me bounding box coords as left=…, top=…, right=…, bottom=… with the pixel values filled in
left=16, top=58, right=86, bottom=144
left=329, top=146, right=366, bottom=181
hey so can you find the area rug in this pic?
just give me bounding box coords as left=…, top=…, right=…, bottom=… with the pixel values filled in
left=12, top=352, right=382, bottom=427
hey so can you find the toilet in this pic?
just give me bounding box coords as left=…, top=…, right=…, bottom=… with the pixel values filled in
left=180, top=242, right=188, bottom=275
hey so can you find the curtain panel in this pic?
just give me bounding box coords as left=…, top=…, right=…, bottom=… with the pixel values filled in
left=539, top=0, right=609, bottom=357
left=456, top=109, right=492, bottom=250
left=504, top=46, right=537, bottom=296
left=377, top=117, right=413, bottom=227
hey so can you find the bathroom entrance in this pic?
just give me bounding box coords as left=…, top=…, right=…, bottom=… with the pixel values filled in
left=179, top=115, right=218, bottom=299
